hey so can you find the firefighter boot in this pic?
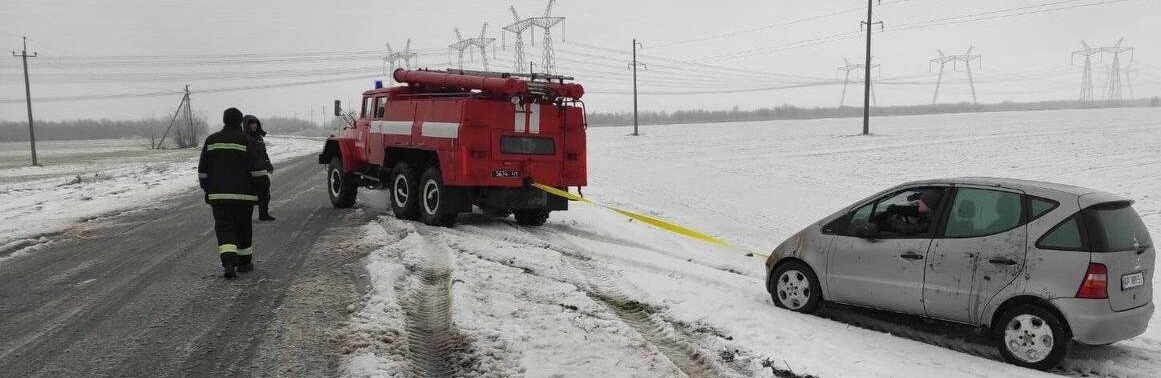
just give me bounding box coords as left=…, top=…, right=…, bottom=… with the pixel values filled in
left=236, top=254, right=254, bottom=273
left=258, top=203, right=275, bottom=221
left=221, top=252, right=238, bottom=279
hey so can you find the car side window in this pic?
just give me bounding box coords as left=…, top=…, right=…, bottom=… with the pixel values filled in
left=872, top=189, right=923, bottom=219
left=943, top=188, right=1023, bottom=238
left=1037, top=216, right=1084, bottom=250
left=1029, top=197, right=1058, bottom=220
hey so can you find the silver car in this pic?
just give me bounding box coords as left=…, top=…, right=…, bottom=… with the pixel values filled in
left=765, top=178, right=1155, bottom=370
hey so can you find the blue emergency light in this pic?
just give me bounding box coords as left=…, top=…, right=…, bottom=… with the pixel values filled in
left=374, top=80, right=383, bottom=89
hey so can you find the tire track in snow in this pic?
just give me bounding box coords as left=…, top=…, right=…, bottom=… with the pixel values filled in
left=446, top=222, right=749, bottom=378
left=401, top=257, right=457, bottom=378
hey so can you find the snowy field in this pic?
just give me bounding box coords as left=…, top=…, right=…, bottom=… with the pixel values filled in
left=0, top=136, right=321, bottom=256
left=348, top=107, right=1161, bottom=378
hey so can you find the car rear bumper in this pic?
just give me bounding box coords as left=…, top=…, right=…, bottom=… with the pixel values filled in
left=1052, top=298, right=1153, bottom=345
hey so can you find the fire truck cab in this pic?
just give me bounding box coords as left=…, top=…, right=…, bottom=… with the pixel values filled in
left=319, top=68, right=588, bottom=227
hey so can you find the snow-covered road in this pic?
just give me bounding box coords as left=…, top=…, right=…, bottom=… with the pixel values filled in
left=346, top=107, right=1161, bottom=378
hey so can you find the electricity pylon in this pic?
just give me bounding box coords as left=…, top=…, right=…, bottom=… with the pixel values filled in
left=1101, top=37, right=1133, bottom=101
left=838, top=57, right=879, bottom=108
left=503, top=5, right=533, bottom=73
left=930, top=47, right=982, bottom=105
left=526, top=0, right=566, bottom=74
left=1072, top=40, right=1101, bottom=102
left=449, top=24, right=495, bottom=71
left=384, top=39, right=417, bottom=80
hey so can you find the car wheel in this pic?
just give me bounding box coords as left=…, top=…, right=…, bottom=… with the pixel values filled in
left=995, top=304, right=1071, bottom=370
left=418, top=166, right=461, bottom=227
left=327, top=157, right=357, bottom=208
left=389, top=162, right=420, bottom=220
left=771, top=261, right=822, bottom=313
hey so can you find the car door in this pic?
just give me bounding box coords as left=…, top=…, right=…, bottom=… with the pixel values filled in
left=826, top=187, right=938, bottom=315
left=923, top=186, right=1027, bottom=324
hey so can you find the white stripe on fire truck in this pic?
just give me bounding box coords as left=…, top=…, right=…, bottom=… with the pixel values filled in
left=529, top=104, right=541, bottom=134
left=514, top=103, right=525, bottom=133
left=421, top=122, right=460, bottom=139
left=371, top=121, right=412, bottom=135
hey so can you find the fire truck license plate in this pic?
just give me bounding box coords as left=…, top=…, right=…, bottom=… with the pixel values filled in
left=1122, top=272, right=1144, bottom=290
left=493, top=169, right=521, bottom=178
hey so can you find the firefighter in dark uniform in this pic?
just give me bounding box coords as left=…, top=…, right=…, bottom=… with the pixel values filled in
left=198, top=108, right=266, bottom=278
left=243, top=115, right=276, bottom=221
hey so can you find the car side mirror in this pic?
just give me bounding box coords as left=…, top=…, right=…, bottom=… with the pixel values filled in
left=333, top=100, right=342, bottom=117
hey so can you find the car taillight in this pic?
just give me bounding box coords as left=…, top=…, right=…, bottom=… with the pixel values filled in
left=1076, top=263, right=1108, bottom=299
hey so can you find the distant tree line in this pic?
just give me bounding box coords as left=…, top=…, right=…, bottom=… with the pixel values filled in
left=0, top=115, right=329, bottom=142
left=587, top=98, right=1161, bottom=127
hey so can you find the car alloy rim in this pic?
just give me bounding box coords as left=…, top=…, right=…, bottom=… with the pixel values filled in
left=776, top=269, right=811, bottom=310
left=1004, top=314, right=1054, bottom=363
left=329, top=170, right=342, bottom=197
left=423, top=179, right=440, bottom=215
left=393, top=175, right=409, bottom=206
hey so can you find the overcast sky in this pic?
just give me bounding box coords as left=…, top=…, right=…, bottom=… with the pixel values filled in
left=1, top=0, right=1158, bottom=123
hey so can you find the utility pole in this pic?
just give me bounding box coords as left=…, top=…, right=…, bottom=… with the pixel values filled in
left=183, top=84, right=193, bottom=143
left=860, top=0, right=882, bottom=135
left=629, top=39, right=646, bottom=137
left=12, top=36, right=39, bottom=166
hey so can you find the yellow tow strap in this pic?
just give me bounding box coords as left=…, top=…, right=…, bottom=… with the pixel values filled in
left=532, top=183, right=770, bottom=258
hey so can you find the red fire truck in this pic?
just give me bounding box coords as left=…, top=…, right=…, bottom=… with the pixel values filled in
left=319, top=68, right=588, bottom=227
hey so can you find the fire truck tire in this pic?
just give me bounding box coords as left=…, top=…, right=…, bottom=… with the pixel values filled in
left=327, top=157, right=357, bottom=208
left=514, top=209, right=550, bottom=226
left=389, top=162, right=421, bottom=220
left=418, top=166, right=462, bottom=227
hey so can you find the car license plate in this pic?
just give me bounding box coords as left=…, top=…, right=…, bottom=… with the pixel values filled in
left=1122, top=272, right=1144, bottom=290
left=493, top=169, right=520, bottom=178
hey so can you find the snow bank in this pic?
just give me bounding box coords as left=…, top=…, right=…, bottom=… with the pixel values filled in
left=0, top=136, right=321, bottom=254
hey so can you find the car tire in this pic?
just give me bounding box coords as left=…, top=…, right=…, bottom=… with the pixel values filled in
left=418, top=166, right=462, bottom=227
left=771, top=261, right=823, bottom=313
left=514, top=208, right=550, bottom=226
left=995, top=304, right=1071, bottom=370
left=389, top=162, right=420, bottom=220
left=326, top=156, right=357, bottom=208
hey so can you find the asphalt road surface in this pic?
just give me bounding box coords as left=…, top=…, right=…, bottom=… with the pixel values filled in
left=0, top=156, right=375, bottom=378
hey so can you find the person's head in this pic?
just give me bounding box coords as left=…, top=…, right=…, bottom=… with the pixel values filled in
left=917, top=189, right=943, bottom=214
left=223, top=108, right=243, bottom=127
left=243, top=115, right=261, bottom=132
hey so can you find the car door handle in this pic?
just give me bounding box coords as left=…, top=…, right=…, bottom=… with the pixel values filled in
left=988, top=258, right=1018, bottom=266
left=900, top=252, right=924, bottom=260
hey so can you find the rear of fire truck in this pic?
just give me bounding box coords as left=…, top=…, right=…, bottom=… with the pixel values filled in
left=319, top=68, right=587, bottom=227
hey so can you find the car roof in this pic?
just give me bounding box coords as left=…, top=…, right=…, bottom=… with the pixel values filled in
left=899, top=177, right=1129, bottom=201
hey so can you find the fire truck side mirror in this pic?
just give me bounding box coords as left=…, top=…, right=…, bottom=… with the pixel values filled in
left=333, top=100, right=342, bottom=117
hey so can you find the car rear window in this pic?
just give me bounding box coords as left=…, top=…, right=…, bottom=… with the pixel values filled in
left=500, top=136, right=555, bottom=155
left=1085, top=202, right=1153, bottom=252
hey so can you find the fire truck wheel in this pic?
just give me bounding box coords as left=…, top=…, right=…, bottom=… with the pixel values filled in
left=419, top=166, right=460, bottom=227
left=389, top=162, right=420, bottom=220
left=514, top=209, right=550, bottom=226
left=327, top=157, right=357, bottom=208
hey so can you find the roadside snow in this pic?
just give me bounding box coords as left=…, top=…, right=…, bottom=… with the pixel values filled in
left=0, top=136, right=320, bottom=255
left=349, top=107, right=1161, bottom=377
